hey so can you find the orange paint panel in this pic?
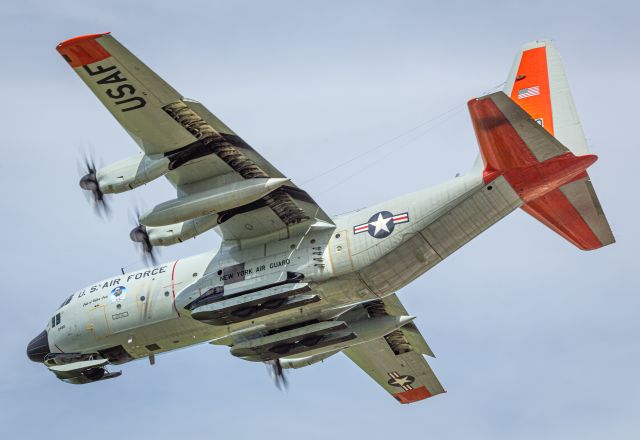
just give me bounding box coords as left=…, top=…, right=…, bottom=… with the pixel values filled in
left=468, top=96, right=596, bottom=194
left=511, top=46, right=555, bottom=136
left=468, top=96, right=538, bottom=172
left=503, top=152, right=597, bottom=203
left=393, top=386, right=432, bottom=404
left=56, top=32, right=111, bottom=68
left=521, top=188, right=603, bottom=250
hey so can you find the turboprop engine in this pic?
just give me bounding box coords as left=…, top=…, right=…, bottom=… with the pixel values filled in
left=79, top=153, right=171, bottom=199
left=130, top=213, right=220, bottom=251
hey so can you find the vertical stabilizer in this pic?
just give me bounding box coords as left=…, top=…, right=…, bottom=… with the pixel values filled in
left=504, top=41, right=589, bottom=156
left=467, top=41, right=615, bottom=251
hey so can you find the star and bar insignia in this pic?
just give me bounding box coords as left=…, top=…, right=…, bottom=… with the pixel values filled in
left=353, top=210, right=409, bottom=239
left=387, top=371, right=416, bottom=391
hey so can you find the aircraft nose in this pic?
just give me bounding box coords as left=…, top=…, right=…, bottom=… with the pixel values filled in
left=27, top=330, right=50, bottom=363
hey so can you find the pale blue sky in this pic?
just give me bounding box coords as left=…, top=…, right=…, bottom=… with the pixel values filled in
left=2, top=1, right=639, bottom=439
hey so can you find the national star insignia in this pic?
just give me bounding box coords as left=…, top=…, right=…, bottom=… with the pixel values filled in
left=353, top=210, right=409, bottom=239
left=387, top=371, right=416, bottom=391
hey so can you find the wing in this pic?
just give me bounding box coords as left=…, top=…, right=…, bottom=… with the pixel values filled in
left=57, top=33, right=332, bottom=241
left=343, top=294, right=445, bottom=404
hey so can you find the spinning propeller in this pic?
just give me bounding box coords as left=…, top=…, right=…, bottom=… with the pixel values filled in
left=265, top=359, right=288, bottom=390
left=129, top=206, right=158, bottom=265
left=78, top=152, right=111, bottom=217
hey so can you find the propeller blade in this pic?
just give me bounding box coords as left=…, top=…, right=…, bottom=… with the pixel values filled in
left=78, top=151, right=110, bottom=218
left=265, top=359, right=288, bottom=390
left=129, top=207, right=158, bottom=265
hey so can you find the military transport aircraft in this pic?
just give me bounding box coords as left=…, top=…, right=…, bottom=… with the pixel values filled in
left=27, top=33, right=614, bottom=404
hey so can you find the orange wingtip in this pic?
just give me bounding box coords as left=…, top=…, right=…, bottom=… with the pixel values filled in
left=56, top=32, right=111, bottom=68
left=393, top=386, right=433, bottom=404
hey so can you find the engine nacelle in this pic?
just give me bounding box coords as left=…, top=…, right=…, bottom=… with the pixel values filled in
left=139, top=177, right=289, bottom=227
left=279, top=350, right=339, bottom=369
left=95, top=153, right=170, bottom=194
left=130, top=213, right=220, bottom=249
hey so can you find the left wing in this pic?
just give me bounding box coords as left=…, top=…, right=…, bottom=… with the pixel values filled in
left=57, top=33, right=333, bottom=243
left=343, top=295, right=445, bottom=404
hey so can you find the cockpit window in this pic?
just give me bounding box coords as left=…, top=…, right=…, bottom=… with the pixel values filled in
left=59, top=294, right=74, bottom=308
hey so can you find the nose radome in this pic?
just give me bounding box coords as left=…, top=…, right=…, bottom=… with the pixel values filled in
left=27, top=330, right=50, bottom=363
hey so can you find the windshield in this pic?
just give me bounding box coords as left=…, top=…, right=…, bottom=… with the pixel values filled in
left=59, top=294, right=73, bottom=308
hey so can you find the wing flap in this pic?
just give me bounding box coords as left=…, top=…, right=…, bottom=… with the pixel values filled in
left=380, top=294, right=435, bottom=357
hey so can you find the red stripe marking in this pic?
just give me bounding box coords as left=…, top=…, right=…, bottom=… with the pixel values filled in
left=393, top=386, right=432, bottom=404
left=56, top=32, right=111, bottom=67
left=171, top=260, right=180, bottom=317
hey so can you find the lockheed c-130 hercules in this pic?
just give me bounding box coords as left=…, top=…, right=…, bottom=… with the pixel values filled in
left=27, top=33, right=614, bottom=404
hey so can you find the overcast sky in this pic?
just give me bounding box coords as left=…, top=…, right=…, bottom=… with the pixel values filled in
left=2, top=1, right=639, bottom=439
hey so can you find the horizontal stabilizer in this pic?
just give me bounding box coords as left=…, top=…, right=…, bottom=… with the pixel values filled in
left=522, top=175, right=615, bottom=250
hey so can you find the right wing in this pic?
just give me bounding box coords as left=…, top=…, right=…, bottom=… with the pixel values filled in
left=57, top=33, right=333, bottom=241
left=343, top=294, right=445, bottom=404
